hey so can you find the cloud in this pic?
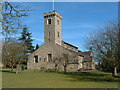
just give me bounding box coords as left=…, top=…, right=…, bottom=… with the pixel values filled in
left=32, top=38, right=44, bottom=42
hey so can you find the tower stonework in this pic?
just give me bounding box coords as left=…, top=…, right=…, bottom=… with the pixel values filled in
left=44, top=11, right=62, bottom=45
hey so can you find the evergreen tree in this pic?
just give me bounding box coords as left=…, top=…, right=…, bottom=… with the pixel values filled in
left=19, top=26, right=34, bottom=54
left=35, top=44, right=39, bottom=50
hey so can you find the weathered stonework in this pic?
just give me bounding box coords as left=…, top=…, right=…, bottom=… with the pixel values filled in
left=27, top=10, right=95, bottom=71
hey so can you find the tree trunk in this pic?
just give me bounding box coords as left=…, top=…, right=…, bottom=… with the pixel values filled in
left=11, top=66, right=13, bottom=72
left=112, top=66, right=117, bottom=76
left=64, top=65, right=67, bottom=74
left=16, top=63, right=21, bottom=74
left=55, top=64, right=57, bottom=71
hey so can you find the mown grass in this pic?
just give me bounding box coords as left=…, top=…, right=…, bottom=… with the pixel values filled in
left=1, top=69, right=120, bottom=88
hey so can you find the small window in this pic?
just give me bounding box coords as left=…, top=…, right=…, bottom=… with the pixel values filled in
left=47, top=19, right=51, bottom=24
left=48, top=54, right=52, bottom=62
left=57, top=19, right=59, bottom=25
left=34, top=56, right=38, bottom=63
left=49, top=38, right=50, bottom=41
left=39, top=58, right=41, bottom=61
left=44, top=58, right=46, bottom=62
left=48, top=31, right=50, bottom=36
left=57, top=32, right=59, bottom=37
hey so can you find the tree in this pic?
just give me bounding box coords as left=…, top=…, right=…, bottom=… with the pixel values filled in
left=19, top=27, right=34, bottom=66
left=1, top=2, right=31, bottom=71
left=2, top=39, right=27, bottom=71
left=86, top=21, right=119, bottom=76
left=35, top=44, right=39, bottom=50
left=0, top=40, right=3, bottom=68
left=2, top=2, right=30, bottom=41
left=59, top=53, right=78, bottom=73
left=19, top=26, right=34, bottom=54
left=52, top=57, right=60, bottom=71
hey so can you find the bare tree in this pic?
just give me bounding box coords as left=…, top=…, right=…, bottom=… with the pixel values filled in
left=2, top=2, right=31, bottom=41
left=86, top=21, right=119, bottom=76
left=52, top=57, right=60, bottom=71
left=1, top=2, right=31, bottom=72
left=59, top=53, right=78, bottom=73
left=2, top=39, right=27, bottom=72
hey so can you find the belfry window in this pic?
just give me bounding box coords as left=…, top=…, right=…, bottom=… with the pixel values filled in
left=47, top=19, right=51, bottom=24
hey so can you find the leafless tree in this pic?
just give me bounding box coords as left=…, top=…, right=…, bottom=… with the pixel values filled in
left=52, top=57, right=60, bottom=71
left=1, top=1, right=31, bottom=72
left=2, top=39, right=27, bottom=71
left=1, top=1, right=31, bottom=41
left=86, top=21, right=119, bottom=76
left=59, top=53, right=78, bottom=73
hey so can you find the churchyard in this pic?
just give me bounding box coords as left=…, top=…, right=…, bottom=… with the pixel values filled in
left=1, top=69, right=120, bottom=88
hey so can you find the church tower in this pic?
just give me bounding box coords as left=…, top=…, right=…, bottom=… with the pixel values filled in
left=44, top=10, right=62, bottom=45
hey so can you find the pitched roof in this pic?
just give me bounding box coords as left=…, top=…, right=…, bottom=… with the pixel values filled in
left=78, top=50, right=91, bottom=56
left=62, top=41, right=78, bottom=49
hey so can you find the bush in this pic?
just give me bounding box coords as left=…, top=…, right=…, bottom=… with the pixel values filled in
left=45, top=69, right=59, bottom=73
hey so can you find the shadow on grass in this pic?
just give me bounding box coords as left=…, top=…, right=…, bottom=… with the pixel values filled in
left=1, top=69, right=16, bottom=74
left=58, top=71, right=120, bottom=82
left=2, top=68, right=120, bottom=82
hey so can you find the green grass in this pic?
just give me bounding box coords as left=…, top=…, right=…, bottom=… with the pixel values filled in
left=1, top=69, right=120, bottom=88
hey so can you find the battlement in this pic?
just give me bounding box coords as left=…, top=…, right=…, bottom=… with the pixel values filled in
left=44, top=10, right=62, bottom=19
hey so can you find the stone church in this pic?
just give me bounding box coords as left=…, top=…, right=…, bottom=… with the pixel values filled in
left=27, top=10, right=95, bottom=71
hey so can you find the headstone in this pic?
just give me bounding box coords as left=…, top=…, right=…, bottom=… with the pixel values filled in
left=16, top=65, right=21, bottom=74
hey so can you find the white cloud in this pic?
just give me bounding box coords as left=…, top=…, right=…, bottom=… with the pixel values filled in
left=32, top=38, right=44, bottom=42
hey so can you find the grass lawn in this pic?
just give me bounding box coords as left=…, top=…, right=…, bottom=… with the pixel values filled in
left=1, top=69, right=120, bottom=88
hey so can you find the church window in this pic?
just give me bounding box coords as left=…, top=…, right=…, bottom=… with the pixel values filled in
left=39, top=57, right=41, bottom=61
left=47, top=19, right=51, bottom=24
left=44, top=58, right=46, bottom=62
left=57, top=19, right=59, bottom=25
left=48, top=31, right=50, bottom=36
left=48, top=54, right=52, bottom=62
left=49, top=38, right=50, bottom=41
left=34, top=55, right=38, bottom=63
left=57, top=32, right=59, bottom=37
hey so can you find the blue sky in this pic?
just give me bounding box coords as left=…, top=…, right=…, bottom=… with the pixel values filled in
left=20, top=2, right=118, bottom=51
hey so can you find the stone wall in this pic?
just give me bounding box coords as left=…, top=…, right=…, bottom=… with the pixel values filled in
left=44, top=11, right=62, bottom=45
left=27, top=43, right=78, bottom=71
